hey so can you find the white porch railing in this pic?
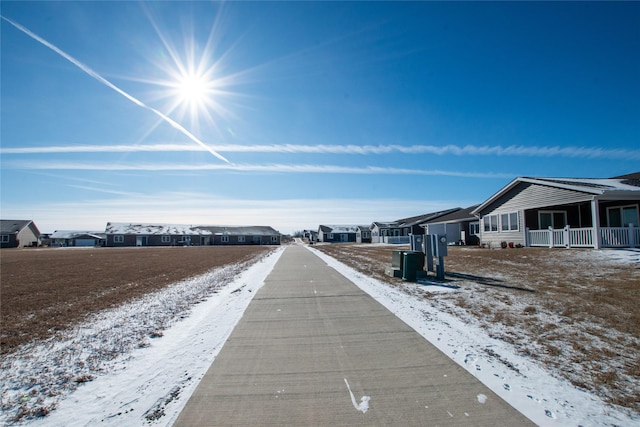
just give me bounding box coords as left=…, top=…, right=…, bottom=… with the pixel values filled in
left=527, top=225, right=637, bottom=248
left=382, top=236, right=410, bottom=244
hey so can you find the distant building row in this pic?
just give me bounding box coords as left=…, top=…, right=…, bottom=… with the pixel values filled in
left=308, top=172, right=640, bottom=249
left=0, top=221, right=281, bottom=248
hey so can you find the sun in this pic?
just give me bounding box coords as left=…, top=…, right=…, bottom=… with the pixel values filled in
left=175, top=73, right=210, bottom=107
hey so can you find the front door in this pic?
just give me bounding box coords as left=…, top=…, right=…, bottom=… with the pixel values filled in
left=136, top=236, right=147, bottom=246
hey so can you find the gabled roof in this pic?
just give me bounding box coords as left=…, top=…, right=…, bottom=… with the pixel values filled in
left=472, top=174, right=640, bottom=215
left=106, top=222, right=211, bottom=235
left=371, top=221, right=400, bottom=229
left=402, top=208, right=461, bottom=227
left=371, top=209, right=462, bottom=229
left=105, top=222, right=280, bottom=236
left=0, top=219, right=38, bottom=235
left=318, top=225, right=359, bottom=233
left=421, top=205, right=481, bottom=225
left=196, top=226, right=280, bottom=236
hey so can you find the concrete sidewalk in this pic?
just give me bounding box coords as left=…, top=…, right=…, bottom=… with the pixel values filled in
left=173, top=246, right=534, bottom=426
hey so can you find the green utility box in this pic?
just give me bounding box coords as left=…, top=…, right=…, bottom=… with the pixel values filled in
left=402, top=251, right=420, bottom=282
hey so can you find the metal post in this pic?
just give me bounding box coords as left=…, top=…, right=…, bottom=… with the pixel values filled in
left=436, top=256, right=445, bottom=280
left=424, top=235, right=434, bottom=272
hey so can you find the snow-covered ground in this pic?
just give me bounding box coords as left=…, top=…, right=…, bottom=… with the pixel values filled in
left=2, top=244, right=638, bottom=426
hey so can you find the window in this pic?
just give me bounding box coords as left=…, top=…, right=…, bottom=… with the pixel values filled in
left=238, top=235, right=245, bottom=243
left=161, top=235, right=170, bottom=243
left=221, top=236, right=229, bottom=243
left=114, top=235, right=124, bottom=243
left=1, top=235, right=9, bottom=243
left=327, top=233, right=334, bottom=239
left=483, top=215, right=498, bottom=232
left=469, top=222, right=480, bottom=235
left=271, top=236, right=279, bottom=242
left=607, top=205, right=639, bottom=227
left=539, top=211, right=567, bottom=229
left=501, top=212, right=519, bottom=231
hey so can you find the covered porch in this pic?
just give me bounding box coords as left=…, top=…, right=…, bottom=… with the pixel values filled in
left=524, top=198, right=639, bottom=249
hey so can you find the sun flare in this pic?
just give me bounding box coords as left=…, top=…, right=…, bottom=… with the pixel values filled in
left=176, top=73, right=210, bottom=106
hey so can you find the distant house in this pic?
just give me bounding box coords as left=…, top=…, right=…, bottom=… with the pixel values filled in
left=302, top=229, right=318, bottom=243
left=317, top=225, right=358, bottom=243
left=355, top=225, right=372, bottom=243
left=421, top=205, right=481, bottom=245
left=371, top=209, right=461, bottom=244
left=50, top=230, right=106, bottom=247
left=196, top=226, right=281, bottom=246
left=471, top=173, right=640, bottom=249
left=104, top=222, right=281, bottom=247
left=0, top=219, right=41, bottom=248
left=370, top=221, right=403, bottom=243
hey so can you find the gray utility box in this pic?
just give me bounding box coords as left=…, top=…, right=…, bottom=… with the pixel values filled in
left=392, top=249, right=404, bottom=270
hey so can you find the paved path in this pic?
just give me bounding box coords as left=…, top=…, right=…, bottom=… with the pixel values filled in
left=174, top=246, right=534, bottom=426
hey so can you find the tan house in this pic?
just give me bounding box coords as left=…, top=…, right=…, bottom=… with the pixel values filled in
left=471, top=173, right=640, bottom=249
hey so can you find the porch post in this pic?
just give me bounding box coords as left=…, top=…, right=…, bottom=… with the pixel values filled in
left=591, top=198, right=601, bottom=249
left=548, top=226, right=553, bottom=248
left=564, top=225, right=570, bottom=248
left=630, top=224, right=636, bottom=249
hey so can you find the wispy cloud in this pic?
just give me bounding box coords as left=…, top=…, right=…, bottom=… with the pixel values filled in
left=1, top=192, right=466, bottom=234
left=3, top=143, right=638, bottom=160
left=1, top=15, right=231, bottom=164
left=4, top=160, right=512, bottom=178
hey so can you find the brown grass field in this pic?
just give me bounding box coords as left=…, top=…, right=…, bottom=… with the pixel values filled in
left=1, top=243, right=638, bottom=413
left=314, top=243, right=640, bottom=412
left=0, top=246, right=270, bottom=354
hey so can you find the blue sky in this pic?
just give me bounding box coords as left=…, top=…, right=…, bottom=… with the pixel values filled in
left=1, top=1, right=639, bottom=234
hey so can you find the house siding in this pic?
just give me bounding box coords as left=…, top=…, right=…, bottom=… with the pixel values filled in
left=477, top=182, right=595, bottom=248
left=482, top=182, right=592, bottom=214
left=479, top=209, right=526, bottom=248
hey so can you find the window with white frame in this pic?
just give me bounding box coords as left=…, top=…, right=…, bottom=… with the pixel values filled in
left=607, top=205, right=639, bottom=227
left=469, top=222, right=480, bottom=235
left=114, top=235, right=124, bottom=243
left=327, top=233, right=334, bottom=239
left=1, top=235, right=9, bottom=243
left=483, top=215, right=498, bottom=232
left=238, top=235, right=245, bottom=243
left=500, top=212, right=519, bottom=231
left=221, top=235, right=229, bottom=243
left=161, top=235, right=170, bottom=243
left=271, top=236, right=279, bottom=242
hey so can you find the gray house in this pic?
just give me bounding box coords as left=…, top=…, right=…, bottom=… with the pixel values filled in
left=1, top=219, right=41, bottom=248
left=371, top=209, right=460, bottom=244
left=471, top=173, right=640, bottom=249
left=356, top=225, right=372, bottom=243
left=50, top=230, right=106, bottom=247
left=104, top=222, right=280, bottom=247
left=317, top=225, right=358, bottom=243
left=421, top=205, right=480, bottom=245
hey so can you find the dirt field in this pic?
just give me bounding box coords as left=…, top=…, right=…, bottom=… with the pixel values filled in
left=314, top=243, right=640, bottom=412
left=0, top=246, right=270, bottom=354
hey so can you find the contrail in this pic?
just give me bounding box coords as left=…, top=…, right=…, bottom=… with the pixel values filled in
left=1, top=15, right=231, bottom=164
